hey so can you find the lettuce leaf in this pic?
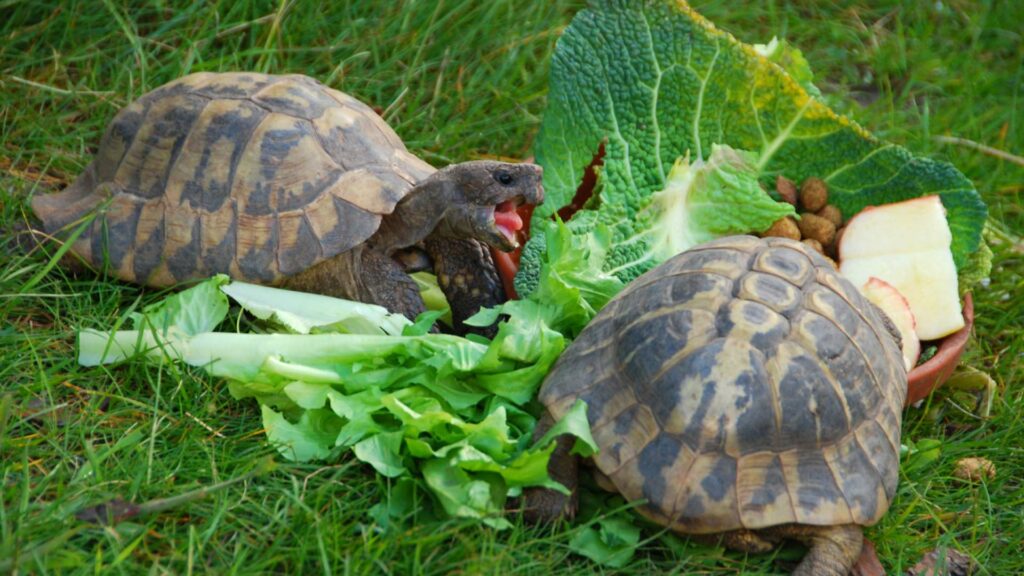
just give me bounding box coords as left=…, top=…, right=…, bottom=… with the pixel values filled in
left=526, top=0, right=987, bottom=284
left=638, top=143, right=794, bottom=269
left=78, top=277, right=594, bottom=528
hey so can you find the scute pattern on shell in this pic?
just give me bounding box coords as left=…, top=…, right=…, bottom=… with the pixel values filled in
left=539, top=236, right=906, bottom=534
left=32, top=72, right=436, bottom=286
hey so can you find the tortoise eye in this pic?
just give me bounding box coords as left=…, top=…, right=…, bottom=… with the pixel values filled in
left=494, top=170, right=515, bottom=186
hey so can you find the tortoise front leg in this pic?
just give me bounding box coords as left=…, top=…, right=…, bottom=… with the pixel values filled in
left=424, top=237, right=505, bottom=337
left=522, top=412, right=579, bottom=523
left=355, top=248, right=427, bottom=322
left=284, top=248, right=426, bottom=322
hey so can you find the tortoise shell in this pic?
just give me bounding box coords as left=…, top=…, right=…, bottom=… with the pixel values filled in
left=31, top=72, right=436, bottom=286
left=538, top=235, right=907, bottom=534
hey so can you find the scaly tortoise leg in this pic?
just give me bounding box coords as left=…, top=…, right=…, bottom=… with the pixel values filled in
left=285, top=247, right=426, bottom=323
left=352, top=248, right=427, bottom=322
left=717, top=529, right=780, bottom=554
left=522, top=411, right=579, bottom=523
left=774, top=523, right=864, bottom=576
left=424, top=237, right=505, bottom=337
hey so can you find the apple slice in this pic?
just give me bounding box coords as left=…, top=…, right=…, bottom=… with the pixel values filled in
left=861, top=277, right=920, bottom=371
left=839, top=195, right=964, bottom=341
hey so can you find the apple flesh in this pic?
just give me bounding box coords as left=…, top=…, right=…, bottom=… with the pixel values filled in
left=861, top=277, right=921, bottom=371
left=839, top=195, right=964, bottom=341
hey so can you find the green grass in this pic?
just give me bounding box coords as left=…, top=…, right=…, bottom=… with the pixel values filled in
left=2, top=0, right=1022, bottom=573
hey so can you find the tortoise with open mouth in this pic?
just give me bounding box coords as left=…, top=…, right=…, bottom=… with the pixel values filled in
left=31, top=72, right=542, bottom=333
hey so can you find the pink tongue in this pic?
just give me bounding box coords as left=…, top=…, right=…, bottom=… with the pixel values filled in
left=494, top=201, right=523, bottom=232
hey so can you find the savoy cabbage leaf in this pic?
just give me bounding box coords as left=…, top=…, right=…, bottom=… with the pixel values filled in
left=526, top=0, right=987, bottom=284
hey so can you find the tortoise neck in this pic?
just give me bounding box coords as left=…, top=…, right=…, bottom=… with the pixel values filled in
left=374, top=171, right=454, bottom=254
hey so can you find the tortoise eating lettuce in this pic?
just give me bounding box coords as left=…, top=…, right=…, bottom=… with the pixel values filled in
left=31, top=72, right=543, bottom=334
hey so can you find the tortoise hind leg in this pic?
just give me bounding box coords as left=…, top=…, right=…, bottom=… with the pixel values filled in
left=424, top=237, right=505, bottom=337
left=717, top=529, right=780, bottom=554
left=522, top=412, right=579, bottom=523
left=777, top=523, right=863, bottom=576
left=30, top=162, right=102, bottom=233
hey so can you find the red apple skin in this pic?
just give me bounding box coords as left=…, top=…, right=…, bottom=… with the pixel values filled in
left=838, top=195, right=964, bottom=341
left=861, top=277, right=921, bottom=372
left=838, top=196, right=948, bottom=261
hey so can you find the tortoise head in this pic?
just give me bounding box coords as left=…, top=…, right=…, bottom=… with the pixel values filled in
left=431, top=160, right=544, bottom=251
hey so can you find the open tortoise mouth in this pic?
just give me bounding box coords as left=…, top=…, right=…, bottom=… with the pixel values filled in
left=493, top=198, right=525, bottom=247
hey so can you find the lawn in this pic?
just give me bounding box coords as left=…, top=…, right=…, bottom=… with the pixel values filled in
left=1, top=1, right=1022, bottom=574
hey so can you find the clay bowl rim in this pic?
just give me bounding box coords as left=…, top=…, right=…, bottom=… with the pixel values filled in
left=904, top=292, right=974, bottom=406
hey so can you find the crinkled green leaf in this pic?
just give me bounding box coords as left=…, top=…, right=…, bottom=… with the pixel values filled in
left=411, top=271, right=453, bottom=327
left=958, top=237, right=992, bottom=293
left=753, top=36, right=821, bottom=97
left=568, top=516, right=642, bottom=568
left=421, top=459, right=510, bottom=529
left=222, top=280, right=409, bottom=335
left=353, top=431, right=407, bottom=478
left=642, top=144, right=795, bottom=265
left=130, top=275, right=230, bottom=336
left=530, top=0, right=986, bottom=282
left=261, top=405, right=341, bottom=462
left=537, top=399, right=599, bottom=458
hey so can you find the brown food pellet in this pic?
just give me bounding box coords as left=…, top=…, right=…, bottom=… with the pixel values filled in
left=775, top=175, right=798, bottom=207
left=817, top=204, right=843, bottom=227
left=800, top=178, right=829, bottom=212
left=797, top=212, right=836, bottom=246
left=762, top=216, right=801, bottom=241
left=802, top=238, right=824, bottom=254
left=953, top=457, right=996, bottom=482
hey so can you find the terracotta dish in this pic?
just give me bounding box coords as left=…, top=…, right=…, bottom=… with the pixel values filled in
left=905, top=292, right=974, bottom=406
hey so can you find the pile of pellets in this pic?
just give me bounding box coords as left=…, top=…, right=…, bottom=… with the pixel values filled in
left=761, top=176, right=846, bottom=265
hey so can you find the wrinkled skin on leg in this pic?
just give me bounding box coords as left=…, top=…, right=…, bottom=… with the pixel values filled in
left=425, top=237, right=504, bottom=337
left=717, top=523, right=863, bottom=576
left=783, top=524, right=863, bottom=576
left=284, top=247, right=425, bottom=321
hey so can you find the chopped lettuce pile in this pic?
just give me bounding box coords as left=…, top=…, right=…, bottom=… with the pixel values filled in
left=519, top=0, right=989, bottom=293
left=80, top=276, right=597, bottom=529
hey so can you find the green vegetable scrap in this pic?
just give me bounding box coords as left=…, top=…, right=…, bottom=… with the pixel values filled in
left=521, top=0, right=987, bottom=291
left=569, top=515, right=642, bottom=568
left=505, top=214, right=624, bottom=338
left=80, top=276, right=597, bottom=529
left=520, top=145, right=795, bottom=294
left=640, top=144, right=794, bottom=267
left=753, top=36, right=821, bottom=97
